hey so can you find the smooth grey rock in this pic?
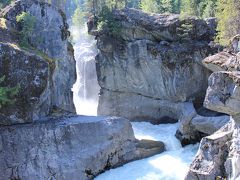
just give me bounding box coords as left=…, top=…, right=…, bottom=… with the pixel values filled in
left=90, top=8, right=217, bottom=121
left=0, top=116, right=138, bottom=180
left=191, top=115, right=230, bottom=135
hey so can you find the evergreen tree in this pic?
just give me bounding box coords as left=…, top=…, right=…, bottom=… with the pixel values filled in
left=202, top=1, right=216, bottom=18
left=140, top=0, right=160, bottom=13
left=173, top=0, right=181, bottom=13
left=161, top=0, right=175, bottom=13
left=181, top=0, right=199, bottom=16
left=72, top=6, right=85, bottom=27
left=216, top=0, right=240, bottom=45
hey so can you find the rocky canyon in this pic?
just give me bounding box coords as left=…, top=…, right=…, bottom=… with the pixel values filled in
left=1, top=0, right=240, bottom=180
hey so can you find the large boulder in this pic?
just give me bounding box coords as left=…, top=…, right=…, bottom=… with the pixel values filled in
left=0, top=116, right=141, bottom=180
left=0, top=0, right=76, bottom=125
left=89, top=8, right=218, bottom=121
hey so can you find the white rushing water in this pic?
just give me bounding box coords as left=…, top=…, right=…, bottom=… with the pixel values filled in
left=70, top=25, right=199, bottom=180
left=96, top=122, right=199, bottom=180
left=71, top=25, right=100, bottom=116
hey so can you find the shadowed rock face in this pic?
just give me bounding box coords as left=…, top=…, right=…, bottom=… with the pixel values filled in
left=89, top=8, right=218, bottom=122
left=0, top=43, right=50, bottom=125
left=186, top=52, right=240, bottom=180
left=0, top=0, right=76, bottom=125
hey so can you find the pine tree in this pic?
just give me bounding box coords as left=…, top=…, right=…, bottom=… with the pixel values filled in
left=202, top=1, right=216, bottom=18
left=140, top=0, right=160, bottom=13
left=161, top=0, right=175, bottom=13
left=72, top=6, right=85, bottom=27
left=181, top=0, right=199, bottom=16
left=173, top=0, right=181, bottom=13
left=216, top=0, right=240, bottom=45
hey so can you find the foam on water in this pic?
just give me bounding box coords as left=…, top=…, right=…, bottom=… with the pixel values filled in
left=96, top=122, right=199, bottom=180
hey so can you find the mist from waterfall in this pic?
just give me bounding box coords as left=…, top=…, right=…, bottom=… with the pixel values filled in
left=71, top=25, right=100, bottom=116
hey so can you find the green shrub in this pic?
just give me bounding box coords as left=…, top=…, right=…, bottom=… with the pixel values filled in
left=97, top=6, right=121, bottom=37
left=16, top=12, right=36, bottom=47
left=0, top=76, right=19, bottom=108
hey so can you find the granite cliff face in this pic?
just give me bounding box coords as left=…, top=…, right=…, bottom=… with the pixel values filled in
left=0, top=0, right=76, bottom=125
left=89, top=8, right=218, bottom=123
left=186, top=51, right=240, bottom=179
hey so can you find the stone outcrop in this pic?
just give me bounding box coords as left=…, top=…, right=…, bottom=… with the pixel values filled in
left=0, top=0, right=76, bottom=125
left=89, top=8, right=218, bottom=122
left=0, top=116, right=142, bottom=180
left=136, top=139, right=165, bottom=159
left=186, top=52, right=240, bottom=179
left=203, top=51, right=240, bottom=72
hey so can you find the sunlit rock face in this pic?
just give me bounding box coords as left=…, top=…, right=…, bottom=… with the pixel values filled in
left=0, top=116, right=139, bottom=180
left=89, top=8, right=218, bottom=122
left=186, top=52, right=240, bottom=180
left=0, top=0, right=76, bottom=125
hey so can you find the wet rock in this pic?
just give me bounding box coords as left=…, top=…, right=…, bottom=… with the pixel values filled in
left=135, top=139, right=165, bottom=159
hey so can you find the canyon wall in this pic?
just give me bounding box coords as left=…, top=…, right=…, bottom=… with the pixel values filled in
left=186, top=51, right=240, bottom=179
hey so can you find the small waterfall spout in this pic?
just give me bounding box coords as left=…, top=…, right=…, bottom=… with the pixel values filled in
left=71, top=25, right=100, bottom=116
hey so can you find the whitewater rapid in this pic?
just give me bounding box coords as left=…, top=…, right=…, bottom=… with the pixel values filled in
left=96, top=122, right=199, bottom=180
left=70, top=25, right=199, bottom=180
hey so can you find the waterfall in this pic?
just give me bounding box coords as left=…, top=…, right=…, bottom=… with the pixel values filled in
left=71, top=25, right=100, bottom=116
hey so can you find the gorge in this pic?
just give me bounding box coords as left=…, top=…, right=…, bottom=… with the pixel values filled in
left=0, top=0, right=240, bottom=180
